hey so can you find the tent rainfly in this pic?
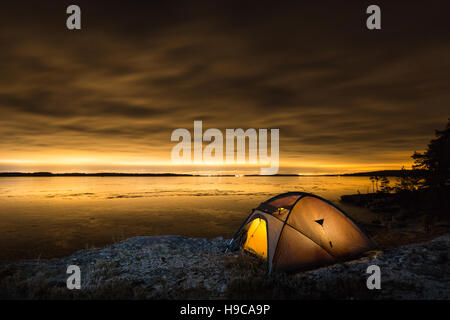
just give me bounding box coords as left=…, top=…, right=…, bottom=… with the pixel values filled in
left=228, top=192, right=376, bottom=273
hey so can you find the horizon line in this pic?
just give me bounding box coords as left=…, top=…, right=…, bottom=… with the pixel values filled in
left=0, top=169, right=411, bottom=177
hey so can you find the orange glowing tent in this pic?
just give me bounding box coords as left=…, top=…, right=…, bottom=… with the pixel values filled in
left=228, top=192, right=376, bottom=273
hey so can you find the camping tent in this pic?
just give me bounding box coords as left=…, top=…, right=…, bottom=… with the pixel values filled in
left=228, top=192, right=376, bottom=273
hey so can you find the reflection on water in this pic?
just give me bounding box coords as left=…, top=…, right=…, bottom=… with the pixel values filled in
left=0, top=176, right=381, bottom=261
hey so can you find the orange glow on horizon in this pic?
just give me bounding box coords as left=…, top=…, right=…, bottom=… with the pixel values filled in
left=0, top=154, right=413, bottom=175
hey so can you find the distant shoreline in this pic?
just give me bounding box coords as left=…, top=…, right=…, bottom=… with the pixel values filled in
left=0, top=170, right=408, bottom=177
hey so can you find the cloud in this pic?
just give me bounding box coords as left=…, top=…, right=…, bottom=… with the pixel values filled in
left=0, top=1, right=449, bottom=173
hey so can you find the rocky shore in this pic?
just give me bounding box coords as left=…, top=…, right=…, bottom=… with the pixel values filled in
left=0, top=234, right=448, bottom=299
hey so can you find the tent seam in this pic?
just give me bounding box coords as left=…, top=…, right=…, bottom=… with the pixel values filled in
left=272, top=196, right=344, bottom=271
left=271, top=195, right=305, bottom=272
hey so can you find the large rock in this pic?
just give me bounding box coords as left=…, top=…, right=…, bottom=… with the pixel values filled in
left=0, top=235, right=448, bottom=299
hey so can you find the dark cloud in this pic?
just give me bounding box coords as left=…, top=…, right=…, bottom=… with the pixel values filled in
left=0, top=1, right=449, bottom=173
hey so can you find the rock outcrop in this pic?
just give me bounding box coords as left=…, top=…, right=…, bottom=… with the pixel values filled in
left=0, top=235, right=448, bottom=299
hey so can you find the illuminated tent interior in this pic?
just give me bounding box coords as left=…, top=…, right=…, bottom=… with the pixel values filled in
left=228, top=192, right=376, bottom=273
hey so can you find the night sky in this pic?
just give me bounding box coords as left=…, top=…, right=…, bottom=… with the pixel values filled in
left=1, top=1, right=449, bottom=174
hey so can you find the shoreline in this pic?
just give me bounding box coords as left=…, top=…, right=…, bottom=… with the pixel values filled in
left=0, top=170, right=411, bottom=177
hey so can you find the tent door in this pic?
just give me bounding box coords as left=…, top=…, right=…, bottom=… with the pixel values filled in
left=243, top=218, right=268, bottom=259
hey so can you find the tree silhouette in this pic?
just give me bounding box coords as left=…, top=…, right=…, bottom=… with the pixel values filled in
left=369, top=175, right=380, bottom=192
left=412, top=119, right=450, bottom=189
left=379, top=176, right=392, bottom=193
left=395, top=166, right=421, bottom=192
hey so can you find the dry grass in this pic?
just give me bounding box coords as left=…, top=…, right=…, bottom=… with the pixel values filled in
left=372, top=222, right=450, bottom=249
left=222, top=252, right=376, bottom=300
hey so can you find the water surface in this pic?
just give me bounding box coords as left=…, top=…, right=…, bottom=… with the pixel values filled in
left=0, top=176, right=379, bottom=261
